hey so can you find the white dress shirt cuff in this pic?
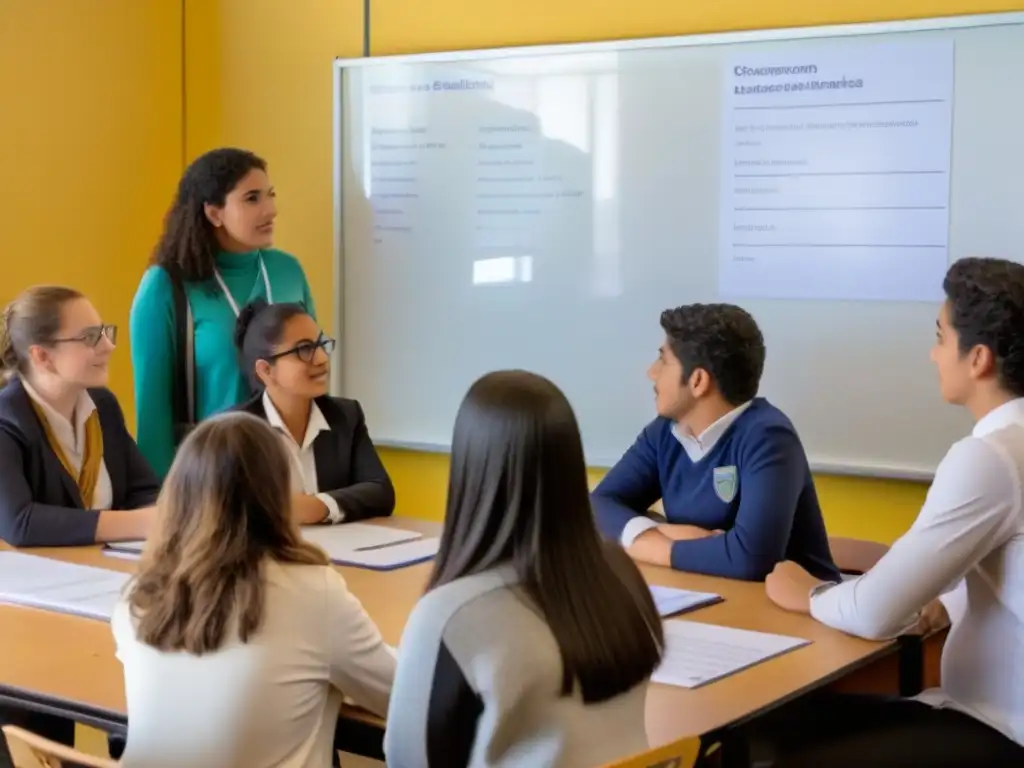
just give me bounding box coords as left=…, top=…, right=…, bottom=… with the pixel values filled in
left=621, top=517, right=660, bottom=547
left=809, top=580, right=845, bottom=622
left=316, top=493, right=345, bottom=525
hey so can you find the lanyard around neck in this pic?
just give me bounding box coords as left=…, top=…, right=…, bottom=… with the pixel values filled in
left=214, top=254, right=273, bottom=317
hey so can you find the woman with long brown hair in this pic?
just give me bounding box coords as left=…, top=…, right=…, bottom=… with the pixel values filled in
left=113, top=412, right=395, bottom=768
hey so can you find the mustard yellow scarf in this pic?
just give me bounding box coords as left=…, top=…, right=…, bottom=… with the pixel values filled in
left=31, top=401, right=103, bottom=508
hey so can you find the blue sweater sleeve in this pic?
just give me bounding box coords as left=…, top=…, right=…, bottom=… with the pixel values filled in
left=591, top=422, right=662, bottom=540
left=670, top=425, right=807, bottom=580
left=129, top=267, right=177, bottom=479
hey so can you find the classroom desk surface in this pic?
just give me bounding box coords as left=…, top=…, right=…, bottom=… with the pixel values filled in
left=0, top=519, right=893, bottom=746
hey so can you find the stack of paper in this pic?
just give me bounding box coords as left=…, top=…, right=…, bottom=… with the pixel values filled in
left=105, top=523, right=436, bottom=571
left=653, top=620, right=810, bottom=689
left=330, top=537, right=440, bottom=571
left=649, top=585, right=722, bottom=617
left=0, top=552, right=129, bottom=621
left=299, top=523, right=421, bottom=554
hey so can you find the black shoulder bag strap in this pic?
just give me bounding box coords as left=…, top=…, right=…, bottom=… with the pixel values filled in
left=166, top=267, right=196, bottom=446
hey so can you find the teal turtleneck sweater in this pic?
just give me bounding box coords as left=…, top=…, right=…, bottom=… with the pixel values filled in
left=129, top=249, right=316, bottom=477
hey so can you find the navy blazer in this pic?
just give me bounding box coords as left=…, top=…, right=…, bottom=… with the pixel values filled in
left=234, top=393, right=396, bottom=522
left=0, top=377, right=160, bottom=548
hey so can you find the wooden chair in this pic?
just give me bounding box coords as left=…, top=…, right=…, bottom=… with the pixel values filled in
left=829, top=536, right=890, bottom=575
left=1, top=726, right=117, bottom=768
left=599, top=736, right=701, bottom=768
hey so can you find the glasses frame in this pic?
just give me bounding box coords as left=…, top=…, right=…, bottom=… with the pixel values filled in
left=264, top=332, right=336, bottom=364
left=51, top=324, right=118, bottom=348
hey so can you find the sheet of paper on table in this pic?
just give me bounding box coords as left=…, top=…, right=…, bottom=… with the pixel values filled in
left=653, top=619, right=810, bottom=689
left=0, top=551, right=130, bottom=622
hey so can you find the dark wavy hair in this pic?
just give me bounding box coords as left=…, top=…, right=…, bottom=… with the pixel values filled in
left=943, top=257, right=1024, bottom=397
left=660, top=303, right=765, bottom=405
left=151, top=148, right=267, bottom=282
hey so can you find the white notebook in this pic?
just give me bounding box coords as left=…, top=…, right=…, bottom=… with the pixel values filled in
left=649, top=585, right=722, bottom=617
left=105, top=523, right=426, bottom=566
left=0, top=552, right=129, bottom=622
left=653, top=620, right=810, bottom=689
left=331, top=537, right=441, bottom=570
left=103, top=528, right=423, bottom=569
left=299, top=523, right=423, bottom=556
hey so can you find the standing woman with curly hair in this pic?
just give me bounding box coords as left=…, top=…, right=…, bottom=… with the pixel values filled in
left=130, top=148, right=317, bottom=477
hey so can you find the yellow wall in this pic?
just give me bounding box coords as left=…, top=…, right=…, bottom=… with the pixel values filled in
left=0, top=0, right=184, bottom=422
left=371, top=0, right=1023, bottom=53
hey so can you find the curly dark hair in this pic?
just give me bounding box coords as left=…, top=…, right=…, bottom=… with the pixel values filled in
left=943, top=257, right=1024, bottom=397
left=152, top=148, right=267, bottom=282
left=660, top=303, right=765, bottom=405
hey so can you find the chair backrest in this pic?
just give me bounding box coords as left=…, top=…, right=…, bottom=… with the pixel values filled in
left=1, top=726, right=117, bottom=768
left=599, top=736, right=701, bottom=768
left=829, top=536, right=890, bottom=575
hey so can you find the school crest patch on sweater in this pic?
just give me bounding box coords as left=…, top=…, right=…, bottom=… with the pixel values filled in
left=712, top=465, right=738, bottom=503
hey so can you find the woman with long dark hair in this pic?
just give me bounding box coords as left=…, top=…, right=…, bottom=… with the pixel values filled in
left=130, top=147, right=316, bottom=477
left=384, top=370, right=664, bottom=767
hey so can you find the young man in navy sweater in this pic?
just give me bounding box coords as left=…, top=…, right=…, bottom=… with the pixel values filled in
left=591, top=303, right=838, bottom=581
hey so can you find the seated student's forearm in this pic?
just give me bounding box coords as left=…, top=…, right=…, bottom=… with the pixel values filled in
left=628, top=525, right=725, bottom=571
left=94, top=507, right=155, bottom=543
left=328, top=482, right=395, bottom=522
left=670, top=533, right=778, bottom=581
left=626, top=528, right=673, bottom=567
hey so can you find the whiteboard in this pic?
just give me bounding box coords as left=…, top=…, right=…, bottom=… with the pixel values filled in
left=333, top=13, right=1024, bottom=480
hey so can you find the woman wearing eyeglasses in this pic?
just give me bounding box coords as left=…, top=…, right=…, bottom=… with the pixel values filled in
left=0, top=286, right=159, bottom=550
left=232, top=299, right=395, bottom=525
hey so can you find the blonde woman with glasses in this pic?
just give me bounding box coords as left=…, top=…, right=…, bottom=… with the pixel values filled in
left=0, top=285, right=159, bottom=754
left=0, top=285, right=158, bottom=549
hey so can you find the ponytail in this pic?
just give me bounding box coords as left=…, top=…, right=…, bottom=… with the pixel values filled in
left=233, top=298, right=269, bottom=354
left=0, top=286, right=84, bottom=388
left=0, top=305, right=19, bottom=386
left=234, top=300, right=308, bottom=394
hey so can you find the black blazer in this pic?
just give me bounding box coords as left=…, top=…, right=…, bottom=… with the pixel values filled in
left=0, top=377, right=160, bottom=548
left=234, top=394, right=396, bottom=522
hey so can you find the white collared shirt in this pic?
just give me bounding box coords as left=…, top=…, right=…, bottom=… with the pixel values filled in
left=620, top=401, right=753, bottom=546
left=22, top=378, right=112, bottom=510
left=810, top=398, right=1024, bottom=746
left=262, top=393, right=344, bottom=524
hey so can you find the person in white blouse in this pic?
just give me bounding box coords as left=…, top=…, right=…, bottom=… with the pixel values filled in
left=230, top=299, right=395, bottom=525
left=763, top=257, right=1024, bottom=766
left=113, top=411, right=396, bottom=768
